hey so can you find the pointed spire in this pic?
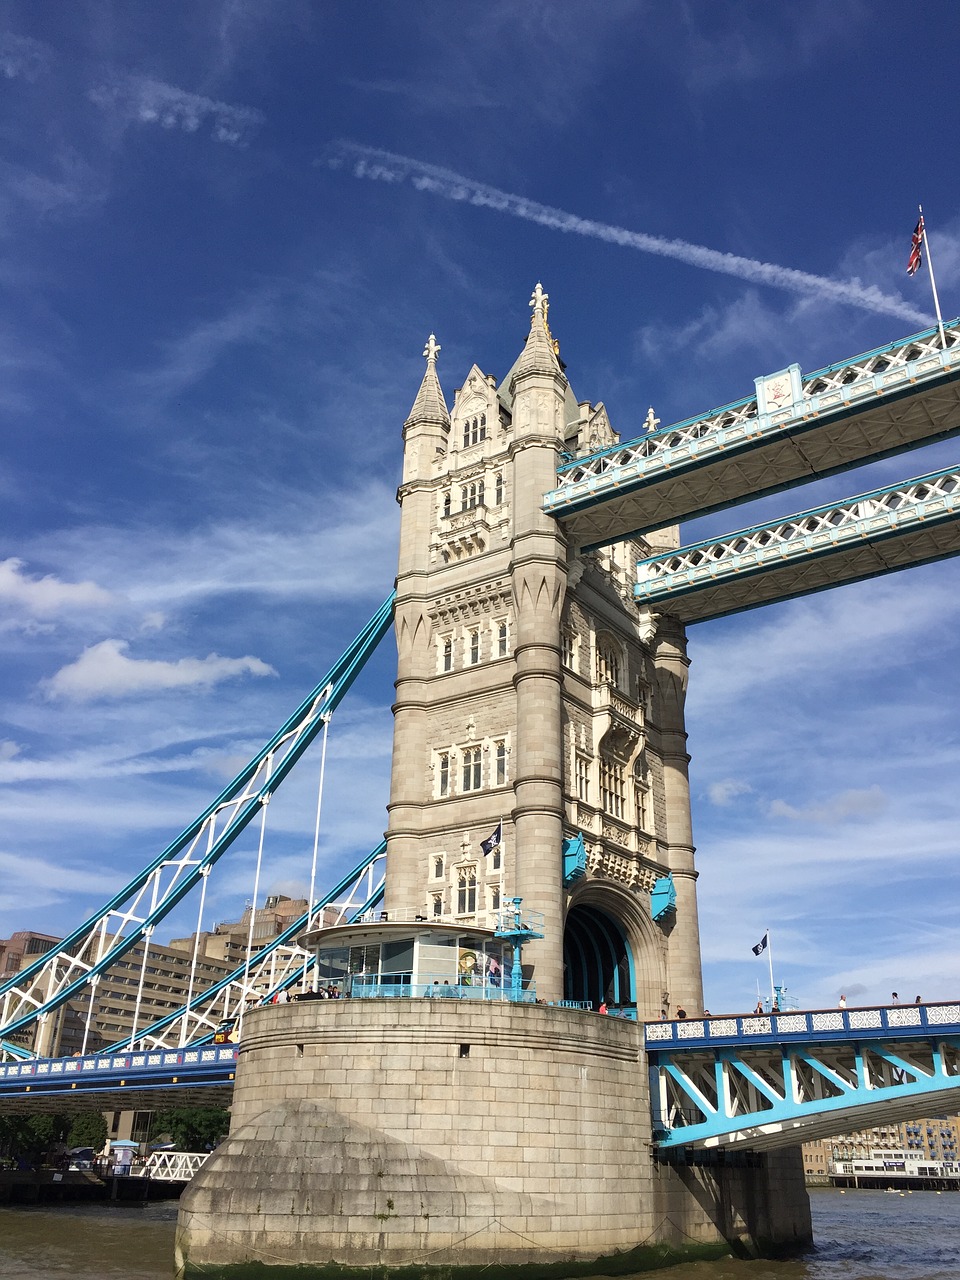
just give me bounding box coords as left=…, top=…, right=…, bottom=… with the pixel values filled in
left=406, top=333, right=450, bottom=426
left=512, top=282, right=562, bottom=379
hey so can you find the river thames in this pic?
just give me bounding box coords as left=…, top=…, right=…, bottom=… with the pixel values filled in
left=0, top=1189, right=957, bottom=1279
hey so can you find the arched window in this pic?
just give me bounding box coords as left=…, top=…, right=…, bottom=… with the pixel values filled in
left=596, top=633, right=621, bottom=687
left=599, top=757, right=625, bottom=819
left=497, top=620, right=508, bottom=657
left=457, top=866, right=477, bottom=914
left=442, top=637, right=453, bottom=672
left=461, top=746, right=482, bottom=792
left=495, top=740, right=507, bottom=785
left=494, top=472, right=503, bottom=506
left=438, top=753, right=450, bottom=797
left=442, top=492, right=451, bottom=518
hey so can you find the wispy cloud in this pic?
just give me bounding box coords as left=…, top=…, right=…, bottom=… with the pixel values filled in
left=88, top=73, right=264, bottom=146
left=0, top=850, right=119, bottom=914
left=325, top=142, right=931, bottom=327
left=43, top=639, right=277, bottom=702
left=768, top=785, right=887, bottom=824
left=0, top=558, right=113, bottom=618
left=707, top=778, right=752, bottom=807
left=0, top=31, right=52, bottom=81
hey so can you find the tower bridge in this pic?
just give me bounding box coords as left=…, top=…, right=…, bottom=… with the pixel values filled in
left=3, top=286, right=960, bottom=1273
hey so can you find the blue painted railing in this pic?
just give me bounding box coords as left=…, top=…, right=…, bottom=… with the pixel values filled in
left=644, top=1001, right=960, bottom=1051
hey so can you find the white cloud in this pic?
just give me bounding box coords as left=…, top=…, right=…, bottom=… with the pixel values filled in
left=707, top=778, right=752, bottom=807
left=0, top=740, right=20, bottom=761
left=0, top=557, right=113, bottom=617
left=88, top=73, right=264, bottom=146
left=43, top=639, right=277, bottom=702
left=768, top=785, right=887, bottom=824
left=0, top=849, right=119, bottom=916
left=0, top=31, right=52, bottom=81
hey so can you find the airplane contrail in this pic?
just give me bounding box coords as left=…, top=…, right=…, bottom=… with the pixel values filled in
left=325, top=141, right=931, bottom=328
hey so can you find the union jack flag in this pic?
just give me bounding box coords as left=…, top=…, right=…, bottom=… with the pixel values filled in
left=907, top=216, right=924, bottom=276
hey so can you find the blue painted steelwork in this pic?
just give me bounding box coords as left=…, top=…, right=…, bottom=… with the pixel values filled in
left=0, top=593, right=395, bottom=1048
left=646, top=1002, right=960, bottom=1150
left=544, top=320, right=960, bottom=550
left=494, top=898, right=544, bottom=999
left=650, top=875, right=676, bottom=922
left=562, top=832, right=587, bottom=886
left=0, top=1039, right=33, bottom=1061
left=0, top=1044, right=239, bottom=1105
left=634, top=465, right=960, bottom=624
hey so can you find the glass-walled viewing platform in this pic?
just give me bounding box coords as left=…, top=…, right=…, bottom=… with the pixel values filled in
left=298, top=900, right=558, bottom=1006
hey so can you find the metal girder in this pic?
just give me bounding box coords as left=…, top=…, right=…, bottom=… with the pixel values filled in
left=646, top=1003, right=960, bottom=1150
left=0, top=1044, right=239, bottom=1114
left=0, top=592, right=395, bottom=1050
left=545, top=320, right=960, bottom=550
left=100, top=842, right=386, bottom=1053
left=634, top=464, right=960, bottom=624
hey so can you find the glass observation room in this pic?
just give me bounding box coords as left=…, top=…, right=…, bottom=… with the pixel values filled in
left=299, top=916, right=528, bottom=1002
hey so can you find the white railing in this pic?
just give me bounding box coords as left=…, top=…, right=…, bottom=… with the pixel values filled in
left=143, top=1150, right=209, bottom=1181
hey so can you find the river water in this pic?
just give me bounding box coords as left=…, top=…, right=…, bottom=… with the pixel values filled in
left=0, top=1190, right=956, bottom=1279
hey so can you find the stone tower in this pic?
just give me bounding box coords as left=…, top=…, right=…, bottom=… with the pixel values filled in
left=177, top=290, right=811, bottom=1277
left=386, top=286, right=704, bottom=1015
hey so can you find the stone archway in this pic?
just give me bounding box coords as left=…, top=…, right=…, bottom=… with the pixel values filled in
left=563, top=881, right=667, bottom=1018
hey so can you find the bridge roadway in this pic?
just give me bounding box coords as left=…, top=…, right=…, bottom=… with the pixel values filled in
left=545, top=320, right=960, bottom=550
left=634, top=464, right=960, bottom=623
left=0, top=1044, right=237, bottom=1114
left=5, top=1000, right=959, bottom=1162
left=646, top=1001, right=960, bottom=1151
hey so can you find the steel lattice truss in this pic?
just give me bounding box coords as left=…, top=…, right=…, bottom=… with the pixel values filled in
left=634, top=465, right=960, bottom=623
left=0, top=593, right=394, bottom=1053
left=647, top=1004, right=960, bottom=1150
left=545, top=319, right=960, bottom=550
left=101, top=842, right=385, bottom=1053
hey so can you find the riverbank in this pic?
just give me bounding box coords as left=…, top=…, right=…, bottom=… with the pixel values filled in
left=0, top=1168, right=184, bottom=1205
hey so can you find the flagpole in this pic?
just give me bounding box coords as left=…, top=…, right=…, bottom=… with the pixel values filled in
left=766, top=928, right=775, bottom=1006
left=919, top=205, right=947, bottom=347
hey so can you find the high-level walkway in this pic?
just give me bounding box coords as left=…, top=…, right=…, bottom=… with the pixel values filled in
left=546, top=321, right=960, bottom=550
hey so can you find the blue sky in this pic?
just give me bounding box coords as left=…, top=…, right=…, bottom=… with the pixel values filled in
left=1, top=2, right=958, bottom=1015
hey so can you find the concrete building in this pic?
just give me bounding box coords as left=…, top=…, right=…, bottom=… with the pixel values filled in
left=802, top=1114, right=960, bottom=1183
left=178, top=290, right=811, bottom=1275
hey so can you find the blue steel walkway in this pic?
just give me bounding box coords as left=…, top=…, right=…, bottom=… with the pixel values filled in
left=646, top=1001, right=960, bottom=1151
left=0, top=1044, right=238, bottom=1113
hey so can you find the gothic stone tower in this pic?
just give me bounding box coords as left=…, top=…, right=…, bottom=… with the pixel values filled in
left=177, top=289, right=812, bottom=1276
left=386, top=286, right=703, bottom=1015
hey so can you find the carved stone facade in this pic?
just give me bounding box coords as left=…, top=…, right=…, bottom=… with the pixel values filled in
left=385, top=289, right=703, bottom=1013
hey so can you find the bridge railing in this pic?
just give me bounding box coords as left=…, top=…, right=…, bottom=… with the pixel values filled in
left=142, top=1150, right=209, bottom=1181
left=348, top=975, right=538, bottom=1003
left=0, top=1043, right=238, bottom=1083
left=645, top=1002, right=960, bottom=1050
left=547, top=319, right=960, bottom=499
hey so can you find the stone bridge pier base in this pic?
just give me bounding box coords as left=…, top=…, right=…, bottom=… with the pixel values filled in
left=176, top=1002, right=811, bottom=1277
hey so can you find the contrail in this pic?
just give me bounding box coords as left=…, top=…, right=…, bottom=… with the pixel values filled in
left=325, top=142, right=931, bottom=328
